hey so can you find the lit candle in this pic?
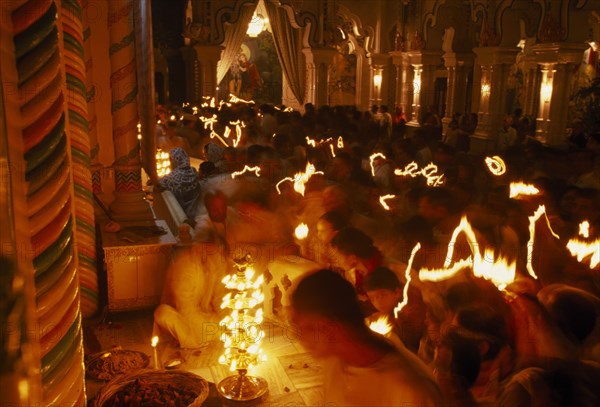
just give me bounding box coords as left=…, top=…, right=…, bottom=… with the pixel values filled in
left=151, top=336, right=159, bottom=369
left=295, top=223, right=309, bottom=240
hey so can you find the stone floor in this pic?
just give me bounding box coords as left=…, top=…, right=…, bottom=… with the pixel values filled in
left=83, top=309, right=324, bottom=406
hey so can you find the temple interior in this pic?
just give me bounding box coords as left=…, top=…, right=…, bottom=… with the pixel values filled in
left=1, top=0, right=600, bottom=406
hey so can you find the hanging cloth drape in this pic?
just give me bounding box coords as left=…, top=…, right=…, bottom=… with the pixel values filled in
left=216, top=3, right=256, bottom=84
left=264, top=0, right=305, bottom=105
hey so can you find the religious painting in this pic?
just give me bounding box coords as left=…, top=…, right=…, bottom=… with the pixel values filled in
left=218, top=31, right=282, bottom=105
left=328, top=43, right=356, bottom=106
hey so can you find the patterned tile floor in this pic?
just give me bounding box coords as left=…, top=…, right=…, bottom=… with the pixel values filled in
left=84, top=309, right=324, bottom=406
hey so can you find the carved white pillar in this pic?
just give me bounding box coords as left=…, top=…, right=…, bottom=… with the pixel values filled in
left=399, top=53, right=414, bottom=121
left=521, top=56, right=540, bottom=117
left=389, top=51, right=403, bottom=110
left=302, top=47, right=338, bottom=107
left=193, top=44, right=223, bottom=101
left=443, top=53, right=474, bottom=129
left=407, top=50, right=443, bottom=126
left=531, top=43, right=588, bottom=147
left=367, top=53, right=390, bottom=106
left=471, top=47, right=520, bottom=154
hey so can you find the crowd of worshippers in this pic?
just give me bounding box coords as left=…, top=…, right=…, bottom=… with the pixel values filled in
left=152, top=101, right=600, bottom=406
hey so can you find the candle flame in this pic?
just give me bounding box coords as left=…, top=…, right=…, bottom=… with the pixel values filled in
left=231, top=165, right=261, bottom=179
left=295, top=223, right=309, bottom=239
left=228, top=94, right=254, bottom=104
left=275, top=162, right=323, bottom=196
left=579, top=221, right=590, bottom=239
left=151, top=336, right=158, bottom=347
left=566, top=221, right=599, bottom=269
left=379, top=194, right=396, bottom=210
left=369, top=153, right=387, bottom=177
left=369, top=315, right=393, bottom=335
left=485, top=156, right=506, bottom=176
left=510, top=182, right=540, bottom=199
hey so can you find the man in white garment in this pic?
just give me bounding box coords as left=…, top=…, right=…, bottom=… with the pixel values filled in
left=290, top=269, right=443, bottom=406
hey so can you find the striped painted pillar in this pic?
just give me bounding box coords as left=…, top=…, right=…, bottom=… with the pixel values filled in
left=60, top=0, right=99, bottom=319
left=2, top=0, right=86, bottom=404
left=107, top=0, right=152, bottom=221
left=81, top=0, right=102, bottom=195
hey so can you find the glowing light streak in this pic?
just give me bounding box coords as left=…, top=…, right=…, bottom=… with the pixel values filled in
left=526, top=205, right=560, bottom=279
left=394, top=161, right=445, bottom=186
left=231, top=165, right=261, bottom=179
left=394, top=243, right=421, bottom=316
left=566, top=221, right=599, bottom=269
left=510, top=182, right=540, bottom=199
left=369, top=153, right=387, bottom=177
left=228, top=94, right=254, bottom=104
left=329, top=144, right=336, bottom=157
left=275, top=162, right=323, bottom=196
left=379, top=194, right=396, bottom=210
left=306, top=136, right=316, bottom=147
left=337, top=136, right=344, bottom=148
left=485, top=156, right=506, bottom=176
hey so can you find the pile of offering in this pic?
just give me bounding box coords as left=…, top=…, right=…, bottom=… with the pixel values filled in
left=93, top=369, right=209, bottom=407
left=86, top=349, right=150, bottom=381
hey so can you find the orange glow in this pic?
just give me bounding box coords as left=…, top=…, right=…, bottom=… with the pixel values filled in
left=151, top=336, right=158, bottom=347
left=306, top=136, right=316, bottom=147
left=394, top=243, right=421, bottom=317
left=329, top=144, right=336, bottom=157
left=337, top=136, right=344, bottom=148
left=156, top=149, right=171, bottom=177
left=275, top=162, right=324, bottom=196
left=485, top=156, right=506, bottom=176
left=231, top=165, right=261, bottom=179
left=379, top=194, right=396, bottom=210
left=369, top=153, right=387, bottom=177
left=510, top=182, right=540, bottom=199
left=368, top=315, right=393, bottom=335
left=294, top=223, right=309, bottom=240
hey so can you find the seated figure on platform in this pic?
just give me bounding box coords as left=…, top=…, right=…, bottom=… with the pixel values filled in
left=153, top=244, right=228, bottom=349
left=156, top=147, right=201, bottom=220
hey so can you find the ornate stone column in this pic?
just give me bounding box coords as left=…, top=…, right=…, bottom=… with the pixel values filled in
left=406, top=50, right=443, bottom=126
left=193, top=44, right=224, bottom=101
left=367, top=53, right=389, bottom=106
left=181, top=45, right=199, bottom=103
left=521, top=54, right=540, bottom=118
left=531, top=43, right=588, bottom=146
left=108, top=0, right=153, bottom=221
left=471, top=47, right=520, bottom=154
left=398, top=53, right=414, bottom=123
left=302, top=47, right=338, bottom=107
left=389, top=51, right=403, bottom=110
left=442, top=53, right=474, bottom=131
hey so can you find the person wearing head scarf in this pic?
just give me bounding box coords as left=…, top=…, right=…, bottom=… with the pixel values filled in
left=157, top=147, right=201, bottom=219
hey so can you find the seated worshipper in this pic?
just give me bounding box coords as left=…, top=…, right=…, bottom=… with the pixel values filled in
left=289, top=269, right=443, bottom=407
left=433, top=327, right=481, bottom=407
left=330, top=227, right=383, bottom=306
left=156, top=147, right=201, bottom=220
left=203, top=142, right=225, bottom=173
left=194, top=189, right=288, bottom=252
left=153, top=244, right=229, bottom=349
left=157, top=116, right=191, bottom=154
left=296, top=210, right=347, bottom=269
left=364, top=266, right=425, bottom=353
